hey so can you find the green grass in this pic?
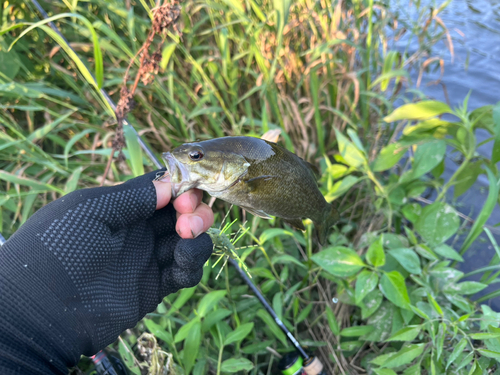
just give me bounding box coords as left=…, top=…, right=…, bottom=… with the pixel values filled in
left=3, top=0, right=500, bottom=374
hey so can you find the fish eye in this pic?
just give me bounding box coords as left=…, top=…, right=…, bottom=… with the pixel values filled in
left=188, top=149, right=204, bottom=161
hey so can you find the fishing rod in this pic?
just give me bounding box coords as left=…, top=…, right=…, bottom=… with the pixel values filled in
left=1, top=2, right=329, bottom=373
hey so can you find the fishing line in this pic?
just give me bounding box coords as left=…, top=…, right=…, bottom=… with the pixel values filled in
left=0, top=2, right=328, bottom=373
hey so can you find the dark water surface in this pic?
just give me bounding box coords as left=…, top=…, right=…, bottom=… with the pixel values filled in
left=394, top=0, right=500, bottom=308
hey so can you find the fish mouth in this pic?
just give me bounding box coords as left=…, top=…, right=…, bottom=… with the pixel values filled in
left=161, top=152, right=194, bottom=197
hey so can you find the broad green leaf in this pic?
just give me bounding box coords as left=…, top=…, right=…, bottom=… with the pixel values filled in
left=415, top=202, right=459, bottom=246
left=144, top=319, right=173, bottom=343
left=197, top=290, right=226, bottom=317
left=374, top=369, right=397, bottom=375
left=259, top=228, right=294, bottom=243
left=366, top=236, right=385, bottom=267
left=362, top=289, right=384, bottom=319
left=242, top=340, right=274, bottom=354
left=340, top=325, right=374, bottom=337
left=27, top=111, right=74, bottom=142
left=446, top=338, right=468, bottom=369
left=454, top=160, right=483, bottom=198
left=402, top=203, right=422, bottom=223
left=380, top=271, right=411, bottom=309
left=325, top=175, right=360, bottom=202
left=384, top=101, right=452, bottom=122
left=385, top=325, right=422, bottom=342
left=118, top=338, right=141, bottom=375
left=340, top=341, right=364, bottom=351
left=272, top=254, right=306, bottom=268
left=0, top=49, right=20, bottom=79
left=363, top=301, right=395, bottom=341
left=470, top=332, right=500, bottom=340
left=460, top=168, right=500, bottom=254
left=174, top=317, right=200, bottom=343
left=444, top=281, right=487, bottom=295
left=326, top=308, right=340, bottom=335
left=224, top=323, right=254, bottom=345
left=389, top=248, right=421, bottom=274
left=220, top=358, right=254, bottom=373
left=273, top=292, right=283, bottom=321
left=202, top=309, right=232, bottom=332
left=372, top=142, right=410, bottom=172
left=311, top=246, right=365, bottom=277
left=456, top=352, right=474, bottom=371
left=168, top=287, right=196, bottom=314
left=372, top=344, right=425, bottom=368
left=476, top=349, right=500, bottom=361
left=182, top=321, right=201, bottom=374
left=335, top=129, right=367, bottom=169
left=434, top=244, right=464, bottom=261
left=411, top=140, right=446, bottom=180
left=355, top=270, right=379, bottom=304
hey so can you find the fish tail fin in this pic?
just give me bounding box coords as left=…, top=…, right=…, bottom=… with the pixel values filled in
left=314, top=203, right=340, bottom=245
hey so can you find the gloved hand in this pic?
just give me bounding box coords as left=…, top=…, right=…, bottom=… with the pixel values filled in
left=0, top=170, right=214, bottom=375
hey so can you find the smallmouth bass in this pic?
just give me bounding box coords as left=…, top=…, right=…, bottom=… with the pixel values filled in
left=162, top=136, right=338, bottom=245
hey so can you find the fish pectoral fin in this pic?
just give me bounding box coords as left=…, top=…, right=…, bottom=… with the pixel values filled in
left=244, top=175, right=277, bottom=192
left=283, top=218, right=306, bottom=231
left=241, top=206, right=272, bottom=219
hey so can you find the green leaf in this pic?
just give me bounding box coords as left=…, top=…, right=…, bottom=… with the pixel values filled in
left=325, top=175, right=360, bottom=202
left=168, top=287, right=196, bottom=314
left=174, top=317, right=200, bottom=343
left=197, top=290, right=226, bottom=317
left=389, top=248, right=421, bottom=274
left=144, top=319, right=173, bottom=343
left=326, top=308, right=340, bottom=335
left=334, top=129, right=367, bottom=169
left=202, top=309, right=232, bottom=332
left=454, top=160, right=483, bottom=198
left=27, top=111, right=75, bottom=142
left=124, top=124, right=144, bottom=177
left=65, top=166, right=83, bottom=194
left=444, top=281, right=487, bottom=295
left=372, top=142, right=409, bottom=172
left=427, top=294, right=443, bottom=316
left=182, top=321, right=201, bottom=375
left=311, top=246, right=365, bottom=277
left=118, top=339, right=141, bottom=375
left=402, top=203, right=422, bottom=223
left=380, top=271, right=411, bottom=309
left=374, top=369, right=397, bottom=375
left=385, top=325, right=422, bottom=342
left=0, top=170, right=63, bottom=194
left=456, top=352, right=474, bottom=371
left=411, top=140, right=447, bottom=180
left=384, top=101, right=452, bottom=122
left=415, top=202, right=460, bottom=246
left=242, top=340, right=274, bottom=354
left=361, top=289, right=384, bottom=320
left=224, top=323, right=254, bottom=345
left=470, top=332, right=500, bottom=340
left=476, top=349, right=500, bottom=361
left=220, top=358, right=254, bottom=373
left=446, top=338, right=468, bottom=369
left=491, top=102, right=500, bottom=163
left=434, top=244, right=464, bottom=261
left=256, top=309, right=288, bottom=347
left=366, top=236, right=385, bottom=267
left=460, top=168, right=500, bottom=254
left=372, top=344, right=426, bottom=368
left=355, top=270, right=379, bottom=304
left=259, top=228, right=295, bottom=243
left=296, top=304, right=313, bottom=324
left=340, top=325, right=374, bottom=337
left=272, top=254, right=306, bottom=268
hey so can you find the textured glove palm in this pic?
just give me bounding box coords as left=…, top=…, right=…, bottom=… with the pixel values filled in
left=0, top=171, right=213, bottom=374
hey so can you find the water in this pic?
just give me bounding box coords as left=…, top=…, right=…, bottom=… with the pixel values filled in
left=395, top=0, right=500, bottom=308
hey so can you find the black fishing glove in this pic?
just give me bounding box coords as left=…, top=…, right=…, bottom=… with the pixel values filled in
left=0, top=171, right=213, bottom=375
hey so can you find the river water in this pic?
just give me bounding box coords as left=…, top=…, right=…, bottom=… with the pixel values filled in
left=393, top=0, right=500, bottom=308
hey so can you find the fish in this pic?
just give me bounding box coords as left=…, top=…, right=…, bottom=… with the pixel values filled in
left=161, top=136, right=339, bottom=245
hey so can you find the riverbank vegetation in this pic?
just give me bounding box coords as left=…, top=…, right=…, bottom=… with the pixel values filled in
left=2, top=0, right=500, bottom=373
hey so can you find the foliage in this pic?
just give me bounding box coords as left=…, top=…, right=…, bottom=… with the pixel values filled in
left=2, top=0, right=500, bottom=374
